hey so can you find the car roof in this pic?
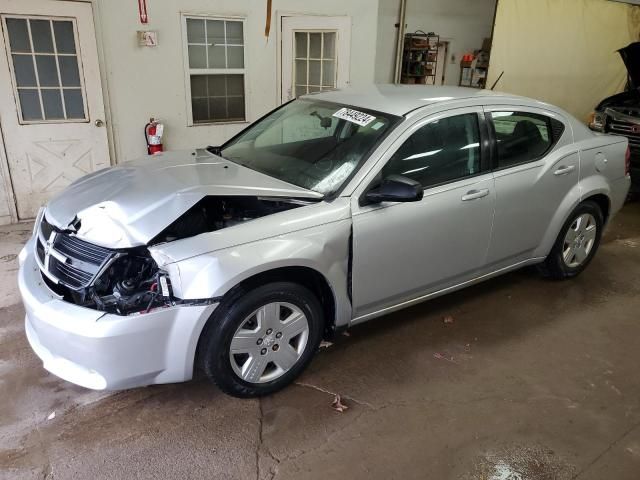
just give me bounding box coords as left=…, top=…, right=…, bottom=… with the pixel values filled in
left=306, top=84, right=522, bottom=116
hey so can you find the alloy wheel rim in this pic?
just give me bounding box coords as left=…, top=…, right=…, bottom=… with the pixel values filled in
left=562, top=213, right=597, bottom=268
left=229, top=302, right=309, bottom=384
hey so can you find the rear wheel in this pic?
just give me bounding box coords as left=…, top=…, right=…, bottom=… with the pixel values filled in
left=198, top=282, right=324, bottom=398
left=540, top=201, right=603, bottom=279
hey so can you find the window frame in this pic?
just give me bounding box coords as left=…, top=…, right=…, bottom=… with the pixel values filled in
left=483, top=107, right=567, bottom=172
left=1, top=14, right=89, bottom=125
left=180, top=13, right=248, bottom=126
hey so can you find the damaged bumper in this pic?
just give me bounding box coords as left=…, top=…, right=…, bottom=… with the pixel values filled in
left=18, top=237, right=217, bottom=390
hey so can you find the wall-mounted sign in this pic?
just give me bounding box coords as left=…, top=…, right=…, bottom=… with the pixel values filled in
left=138, top=31, right=158, bottom=47
left=138, top=0, right=149, bottom=24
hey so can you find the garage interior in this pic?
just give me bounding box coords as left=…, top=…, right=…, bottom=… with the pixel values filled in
left=1, top=0, right=640, bottom=479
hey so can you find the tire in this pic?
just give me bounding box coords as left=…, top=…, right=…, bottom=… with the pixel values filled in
left=198, top=282, right=324, bottom=398
left=540, top=201, right=604, bottom=280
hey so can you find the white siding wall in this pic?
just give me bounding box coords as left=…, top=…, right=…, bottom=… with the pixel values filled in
left=96, top=0, right=379, bottom=163
left=375, top=0, right=496, bottom=85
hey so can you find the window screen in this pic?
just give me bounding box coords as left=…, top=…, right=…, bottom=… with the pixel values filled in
left=4, top=16, right=86, bottom=123
left=382, top=113, right=482, bottom=188
left=490, top=111, right=564, bottom=168
left=184, top=17, right=246, bottom=123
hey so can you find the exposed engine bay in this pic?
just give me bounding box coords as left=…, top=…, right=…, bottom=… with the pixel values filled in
left=151, top=196, right=309, bottom=244
left=39, top=196, right=310, bottom=316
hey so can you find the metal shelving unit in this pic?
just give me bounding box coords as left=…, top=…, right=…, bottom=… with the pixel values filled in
left=401, top=31, right=439, bottom=85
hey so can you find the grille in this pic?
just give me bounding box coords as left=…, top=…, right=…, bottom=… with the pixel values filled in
left=35, top=215, right=115, bottom=290
left=607, top=119, right=640, bottom=150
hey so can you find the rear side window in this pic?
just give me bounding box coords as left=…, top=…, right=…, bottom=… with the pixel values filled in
left=490, top=111, right=565, bottom=169
left=381, top=113, right=481, bottom=189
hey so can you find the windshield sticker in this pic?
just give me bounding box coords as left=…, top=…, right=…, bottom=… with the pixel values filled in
left=333, top=108, right=376, bottom=127
left=370, top=121, right=385, bottom=131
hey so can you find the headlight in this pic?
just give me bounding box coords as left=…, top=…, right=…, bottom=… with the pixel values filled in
left=588, top=111, right=605, bottom=132
left=33, top=206, right=44, bottom=236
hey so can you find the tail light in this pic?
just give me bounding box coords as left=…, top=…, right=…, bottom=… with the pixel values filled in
left=625, top=145, right=631, bottom=177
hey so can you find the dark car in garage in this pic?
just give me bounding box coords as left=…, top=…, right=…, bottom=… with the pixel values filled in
left=589, top=42, right=640, bottom=194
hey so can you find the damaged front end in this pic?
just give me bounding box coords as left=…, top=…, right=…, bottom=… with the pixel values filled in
left=35, top=214, right=173, bottom=315
left=35, top=196, right=310, bottom=315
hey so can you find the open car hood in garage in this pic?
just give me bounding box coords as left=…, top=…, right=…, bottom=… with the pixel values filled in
left=44, top=149, right=323, bottom=249
left=619, top=42, right=640, bottom=90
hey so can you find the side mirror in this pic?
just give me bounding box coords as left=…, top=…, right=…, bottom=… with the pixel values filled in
left=364, top=175, right=424, bottom=204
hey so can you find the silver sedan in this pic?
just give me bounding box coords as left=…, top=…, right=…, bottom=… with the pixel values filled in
left=18, top=85, right=631, bottom=397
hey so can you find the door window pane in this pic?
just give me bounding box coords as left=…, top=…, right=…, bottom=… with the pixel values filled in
left=490, top=111, right=553, bottom=168
left=35, top=55, right=59, bottom=86
left=322, top=60, right=335, bottom=87
left=42, top=89, right=64, bottom=119
left=324, top=33, right=336, bottom=59
left=382, top=113, right=482, bottom=188
left=6, top=18, right=30, bottom=53
left=12, top=55, right=37, bottom=86
left=29, top=19, right=54, bottom=53
left=295, top=60, right=307, bottom=86
left=4, top=15, right=86, bottom=123
left=18, top=89, right=42, bottom=120
left=295, top=32, right=307, bottom=58
left=53, top=21, right=76, bottom=53
left=309, top=60, right=321, bottom=86
left=63, top=89, right=85, bottom=119
left=59, top=56, right=80, bottom=86
left=309, top=33, right=322, bottom=58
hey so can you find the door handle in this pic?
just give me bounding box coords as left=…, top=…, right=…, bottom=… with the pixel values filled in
left=553, top=165, right=575, bottom=176
left=461, top=189, right=489, bottom=201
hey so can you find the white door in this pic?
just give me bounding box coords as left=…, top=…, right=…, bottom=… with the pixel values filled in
left=281, top=16, right=351, bottom=103
left=434, top=41, right=447, bottom=86
left=0, top=0, right=109, bottom=219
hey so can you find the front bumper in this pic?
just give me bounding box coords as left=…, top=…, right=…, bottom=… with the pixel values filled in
left=18, top=237, right=217, bottom=390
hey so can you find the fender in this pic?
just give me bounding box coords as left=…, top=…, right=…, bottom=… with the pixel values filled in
left=170, top=219, right=353, bottom=328
left=532, top=175, right=610, bottom=259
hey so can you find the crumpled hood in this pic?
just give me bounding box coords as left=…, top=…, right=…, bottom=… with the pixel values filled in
left=44, top=149, right=323, bottom=249
left=619, top=42, right=640, bottom=90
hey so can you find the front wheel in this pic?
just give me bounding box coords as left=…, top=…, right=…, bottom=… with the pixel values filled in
left=198, top=282, right=324, bottom=398
left=540, top=201, right=603, bottom=279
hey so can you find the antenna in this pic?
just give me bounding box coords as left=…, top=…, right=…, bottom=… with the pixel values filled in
left=490, top=71, right=505, bottom=91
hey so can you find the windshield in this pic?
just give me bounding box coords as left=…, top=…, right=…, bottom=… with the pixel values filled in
left=220, top=99, right=399, bottom=195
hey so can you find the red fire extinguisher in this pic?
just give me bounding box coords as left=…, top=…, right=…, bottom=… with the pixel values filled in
left=145, top=118, right=164, bottom=155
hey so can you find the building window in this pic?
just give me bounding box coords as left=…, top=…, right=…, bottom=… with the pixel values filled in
left=183, top=16, right=246, bottom=124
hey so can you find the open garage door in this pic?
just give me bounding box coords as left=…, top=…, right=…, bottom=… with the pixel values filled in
left=487, top=0, right=640, bottom=122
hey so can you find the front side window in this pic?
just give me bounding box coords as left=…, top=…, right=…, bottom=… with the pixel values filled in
left=183, top=16, right=246, bottom=124
left=221, top=99, right=399, bottom=195
left=381, top=113, right=481, bottom=188
left=490, top=111, right=562, bottom=168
